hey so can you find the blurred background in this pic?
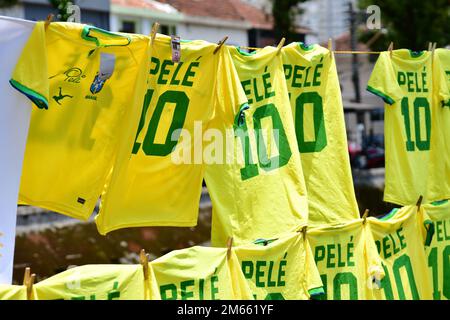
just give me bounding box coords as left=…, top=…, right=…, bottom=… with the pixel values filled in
left=0, top=0, right=449, bottom=284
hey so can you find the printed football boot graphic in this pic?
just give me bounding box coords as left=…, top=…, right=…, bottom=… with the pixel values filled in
left=52, top=87, right=73, bottom=105
left=90, top=73, right=107, bottom=94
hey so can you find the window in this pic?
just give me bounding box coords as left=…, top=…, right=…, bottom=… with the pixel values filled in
left=120, top=20, right=136, bottom=33
left=160, top=24, right=177, bottom=36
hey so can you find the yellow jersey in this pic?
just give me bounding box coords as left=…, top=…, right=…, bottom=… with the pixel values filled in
left=282, top=42, right=359, bottom=226
left=0, top=285, right=27, bottom=300
left=205, top=45, right=308, bottom=246
left=33, top=264, right=154, bottom=300
left=367, top=49, right=450, bottom=205
left=151, top=246, right=253, bottom=300
left=423, top=200, right=450, bottom=300
left=234, top=232, right=324, bottom=300
left=10, top=22, right=150, bottom=220
left=96, top=35, right=239, bottom=234
left=307, top=220, right=384, bottom=300
left=368, top=205, right=433, bottom=299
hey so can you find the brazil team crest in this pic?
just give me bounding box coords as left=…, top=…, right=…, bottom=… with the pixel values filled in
left=90, top=73, right=107, bottom=94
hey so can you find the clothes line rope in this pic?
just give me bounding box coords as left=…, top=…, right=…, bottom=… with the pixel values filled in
left=237, top=45, right=382, bottom=54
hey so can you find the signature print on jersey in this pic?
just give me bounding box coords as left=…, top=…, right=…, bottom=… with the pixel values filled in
left=49, top=67, right=86, bottom=84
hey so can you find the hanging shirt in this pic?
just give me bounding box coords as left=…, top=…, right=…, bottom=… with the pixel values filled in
left=0, top=16, right=34, bottom=285
left=234, top=232, right=324, bottom=300
left=95, top=35, right=242, bottom=234
left=367, top=50, right=450, bottom=205
left=281, top=42, right=359, bottom=226
left=423, top=200, right=450, bottom=300
left=0, top=285, right=27, bottom=300
left=368, top=205, right=433, bottom=299
left=205, top=46, right=308, bottom=247
left=307, top=219, right=384, bottom=300
left=10, top=22, right=150, bottom=220
left=33, top=265, right=154, bottom=300
left=151, top=246, right=253, bottom=300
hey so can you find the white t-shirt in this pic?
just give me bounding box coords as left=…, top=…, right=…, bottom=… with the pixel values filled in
left=0, top=16, right=34, bottom=284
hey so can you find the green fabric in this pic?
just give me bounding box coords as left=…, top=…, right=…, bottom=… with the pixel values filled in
left=367, top=85, right=395, bottom=105
left=9, top=79, right=48, bottom=110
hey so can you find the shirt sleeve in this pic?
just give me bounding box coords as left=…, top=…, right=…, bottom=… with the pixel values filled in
left=9, top=21, right=49, bottom=110
left=367, top=52, right=403, bottom=105
left=304, top=238, right=325, bottom=300
left=433, top=54, right=450, bottom=106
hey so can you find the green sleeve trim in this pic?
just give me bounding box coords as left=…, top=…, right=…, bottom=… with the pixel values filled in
left=366, top=85, right=395, bottom=105
left=424, top=219, right=435, bottom=247
left=431, top=199, right=448, bottom=206
left=233, top=103, right=250, bottom=129
left=9, top=79, right=48, bottom=110
left=309, top=287, right=325, bottom=299
left=81, top=25, right=131, bottom=47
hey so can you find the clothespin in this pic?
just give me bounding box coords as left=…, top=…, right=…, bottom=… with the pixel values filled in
left=301, top=226, right=307, bottom=239
left=213, top=36, right=228, bottom=54
left=416, top=195, right=423, bottom=212
left=362, top=209, right=370, bottom=224
left=431, top=42, right=437, bottom=64
left=226, top=237, right=233, bottom=259
left=428, top=42, right=433, bottom=51
left=276, top=37, right=285, bottom=55
left=387, top=42, right=394, bottom=57
left=23, top=267, right=36, bottom=300
left=328, top=38, right=333, bottom=60
left=150, top=22, right=160, bottom=45
left=44, top=14, right=54, bottom=29
left=140, top=249, right=149, bottom=281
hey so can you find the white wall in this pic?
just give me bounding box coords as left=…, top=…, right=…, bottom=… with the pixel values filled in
left=177, top=23, right=248, bottom=46
left=0, top=5, right=25, bottom=19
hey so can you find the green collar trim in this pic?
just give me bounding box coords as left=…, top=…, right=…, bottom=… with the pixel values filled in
left=409, top=50, right=425, bottom=58
left=235, top=46, right=257, bottom=56
left=379, top=208, right=399, bottom=221
left=81, top=25, right=131, bottom=48
left=298, top=42, right=316, bottom=51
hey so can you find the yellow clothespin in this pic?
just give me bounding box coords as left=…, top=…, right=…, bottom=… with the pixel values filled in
left=276, top=37, right=285, bottom=55
left=362, top=209, right=370, bottom=224
left=150, top=22, right=160, bottom=45
left=387, top=42, right=394, bottom=57
left=328, top=38, right=333, bottom=60
left=23, top=267, right=36, bottom=300
left=140, top=249, right=149, bottom=281
left=226, top=237, right=233, bottom=259
left=213, top=36, right=228, bottom=54
left=44, top=14, right=54, bottom=29
left=416, top=195, right=423, bottom=212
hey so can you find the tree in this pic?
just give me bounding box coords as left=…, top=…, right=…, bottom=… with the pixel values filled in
left=272, top=0, right=307, bottom=44
left=48, top=0, right=73, bottom=21
left=0, top=0, right=19, bottom=8
left=358, top=0, right=450, bottom=51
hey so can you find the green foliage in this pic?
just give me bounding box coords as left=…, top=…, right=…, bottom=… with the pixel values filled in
left=271, top=0, right=307, bottom=44
left=0, top=0, right=19, bottom=8
left=358, top=0, right=450, bottom=51
left=48, top=0, right=72, bottom=21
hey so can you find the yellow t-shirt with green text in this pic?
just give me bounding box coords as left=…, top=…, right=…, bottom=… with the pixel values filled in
left=367, top=49, right=450, bottom=205
left=10, top=22, right=150, bottom=220
left=33, top=264, right=156, bottom=300
left=205, top=46, right=308, bottom=246
left=234, top=232, right=324, bottom=300
left=282, top=42, right=359, bottom=226
left=96, top=35, right=244, bottom=234
left=151, top=246, right=253, bottom=300
left=307, top=220, right=384, bottom=300
left=0, top=285, right=27, bottom=300
left=423, top=199, right=450, bottom=300
left=368, top=205, right=433, bottom=299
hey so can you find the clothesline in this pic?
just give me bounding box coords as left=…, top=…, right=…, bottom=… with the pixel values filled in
left=238, top=45, right=383, bottom=54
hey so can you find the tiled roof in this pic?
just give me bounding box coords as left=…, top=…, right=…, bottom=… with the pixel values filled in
left=112, top=0, right=178, bottom=14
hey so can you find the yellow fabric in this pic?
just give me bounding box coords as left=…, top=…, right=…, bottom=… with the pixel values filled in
left=205, top=46, right=308, bottom=247
left=96, top=35, right=230, bottom=234
left=151, top=246, right=253, bottom=300
left=234, top=232, right=324, bottom=300
left=10, top=22, right=150, bottom=220
left=281, top=43, right=359, bottom=226
left=307, top=219, right=384, bottom=300
left=0, top=285, right=27, bottom=300
left=423, top=200, right=450, bottom=300
left=368, top=205, right=433, bottom=299
left=33, top=264, right=151, bottom=300
left=367, top=49, right=449, bottom=205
